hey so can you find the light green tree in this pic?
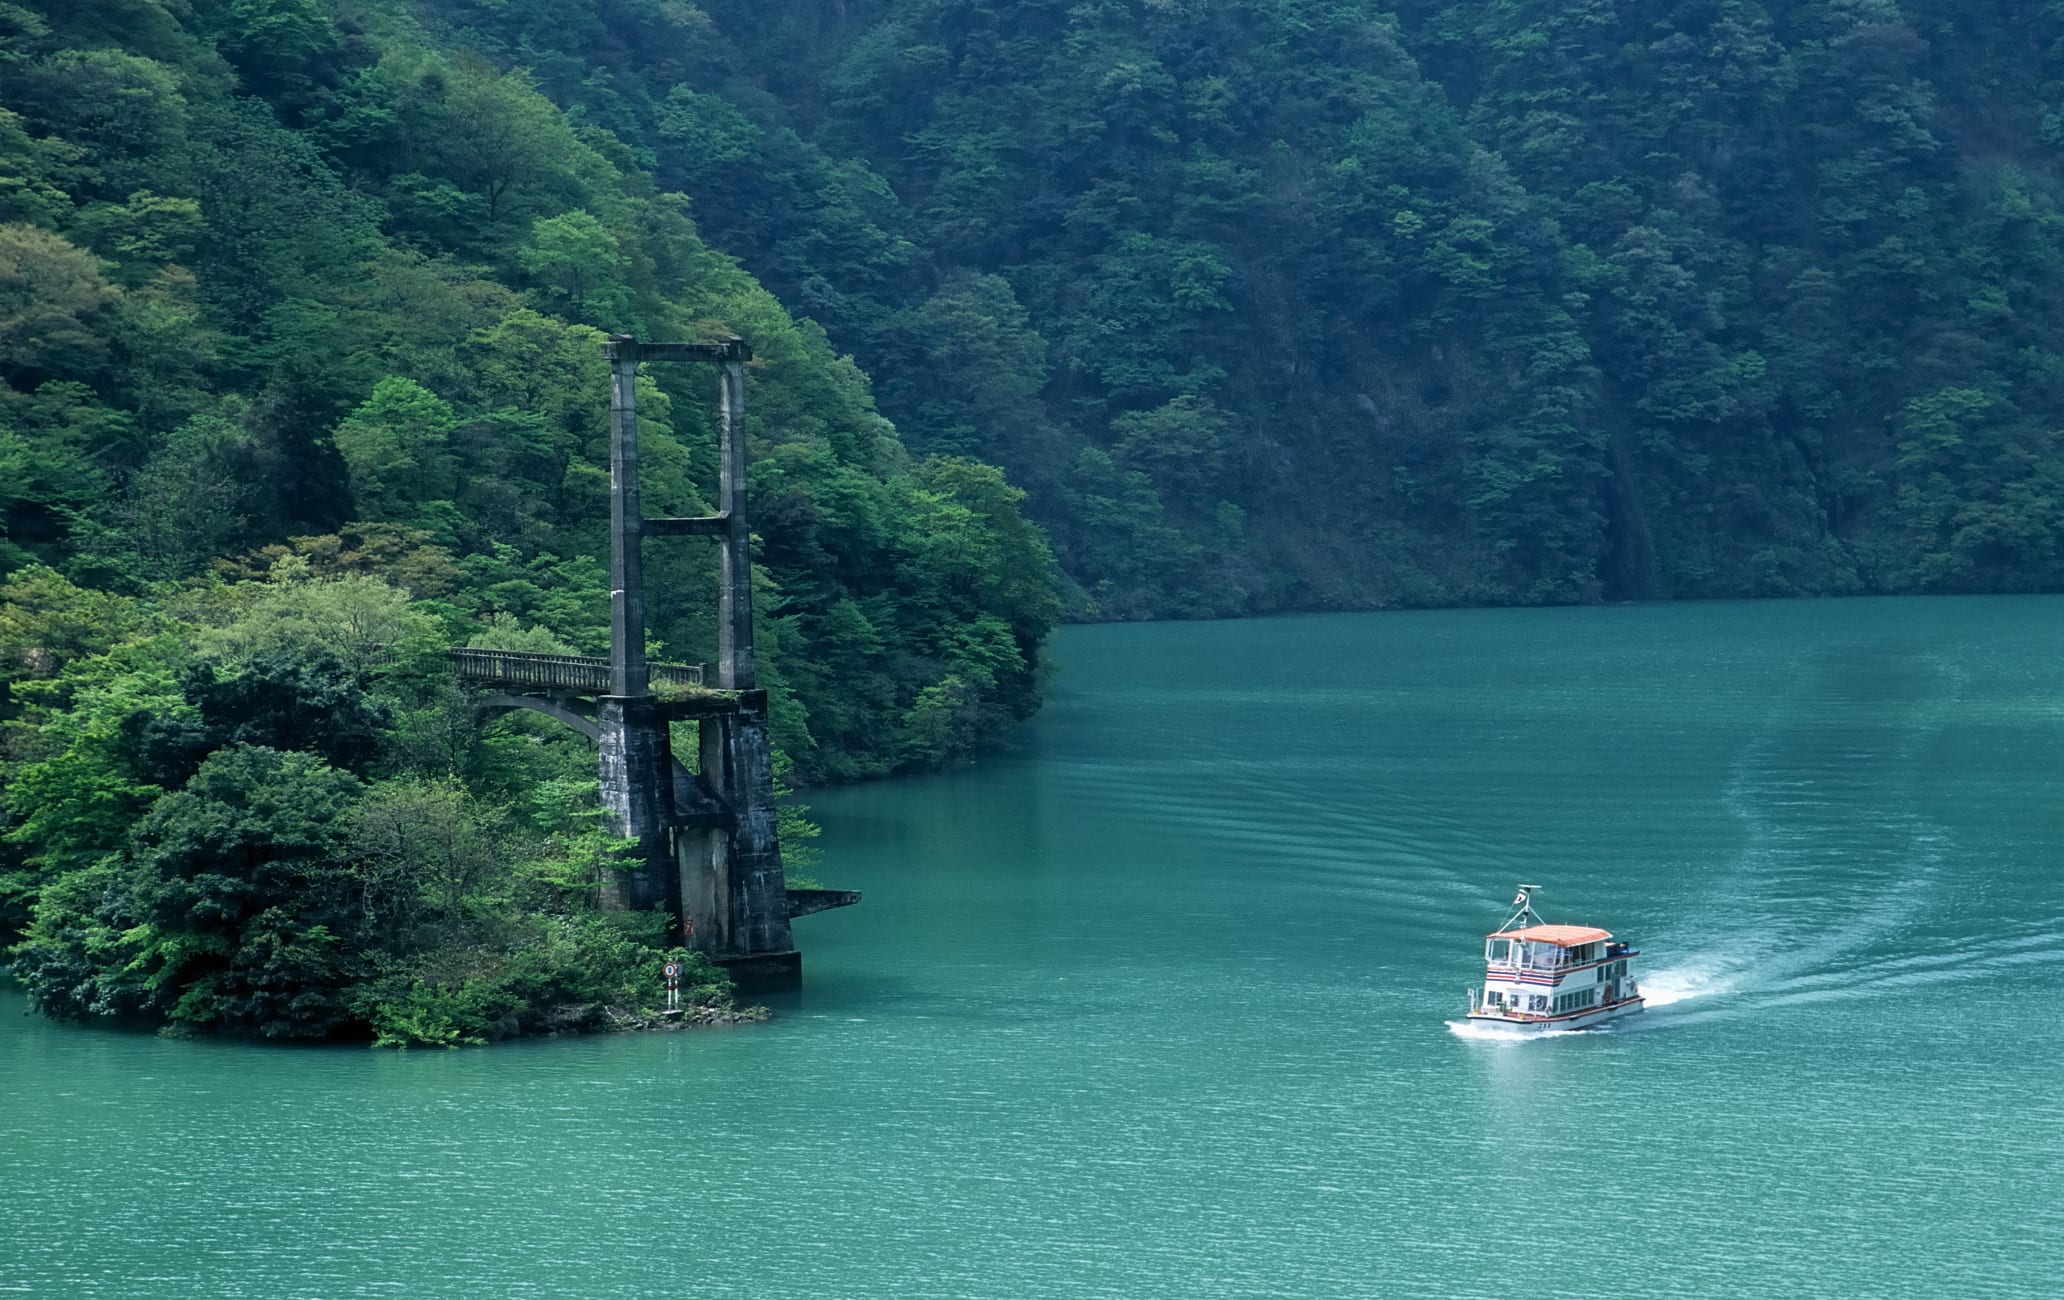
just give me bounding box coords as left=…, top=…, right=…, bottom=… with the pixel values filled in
left=516, top=209, right=632, bottom=325
left=191, top=564, right=439, bottom=673
left=331, top=377, right=459, bottom=524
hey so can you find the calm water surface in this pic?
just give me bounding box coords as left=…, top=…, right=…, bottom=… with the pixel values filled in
left=5, top=597, right=2063, bottom=1298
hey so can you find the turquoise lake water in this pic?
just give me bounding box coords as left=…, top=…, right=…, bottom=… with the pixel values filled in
left=4, top=597, right=2062, bottom=1297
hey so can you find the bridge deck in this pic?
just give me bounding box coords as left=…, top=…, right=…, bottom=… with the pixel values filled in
left=449, top=648, right=705, bottom=695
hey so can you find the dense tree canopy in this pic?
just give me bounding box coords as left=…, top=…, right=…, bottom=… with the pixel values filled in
left=428, top=0, right=2064, bottom=612
left=0, top=0, right=1062, bottom=783
left=0, top=561, right=740, bottom=1044
left=0, top=0, right=1059, bottom=1042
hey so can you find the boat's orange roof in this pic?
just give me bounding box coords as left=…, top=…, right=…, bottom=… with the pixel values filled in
left=1490, top=924, right=1612, bottom=947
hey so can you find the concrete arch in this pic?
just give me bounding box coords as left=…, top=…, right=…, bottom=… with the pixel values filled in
left=474, top=693, right=725, bottom=822
left=474, top=693, right=600, bottom=741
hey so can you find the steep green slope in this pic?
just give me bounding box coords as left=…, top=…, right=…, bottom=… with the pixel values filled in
left=0, top=0, right=1060, bottom=780
left=447, top=0, right=2064, bottom=613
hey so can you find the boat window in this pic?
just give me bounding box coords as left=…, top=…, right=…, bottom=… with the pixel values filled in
left=1487, top=939, right=1511, bottom=963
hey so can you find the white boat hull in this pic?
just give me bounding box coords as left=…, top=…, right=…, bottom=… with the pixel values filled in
left=1463, top=997, right=1646, bottom=1034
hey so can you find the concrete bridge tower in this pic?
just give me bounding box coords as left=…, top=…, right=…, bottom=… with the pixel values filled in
left=458, top=336, right=856, bottom=986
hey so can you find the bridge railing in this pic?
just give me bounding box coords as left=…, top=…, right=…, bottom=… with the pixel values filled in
left=449, top=648, right=705, bottom=694
left=649, top=661, right=707, bottom=691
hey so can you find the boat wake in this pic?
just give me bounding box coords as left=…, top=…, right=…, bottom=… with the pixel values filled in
left=1634, top=962, right=1736, bottom=1009
left=1443, top=1016, right=1630, bottom=1042
left=1443, top=1019, right=1546, bottom=1042
left=1625, top=649, right=2064, bottom=1024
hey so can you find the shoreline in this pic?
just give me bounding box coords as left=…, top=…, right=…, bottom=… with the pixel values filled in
left=599, top=1003, right=772, bottom=1035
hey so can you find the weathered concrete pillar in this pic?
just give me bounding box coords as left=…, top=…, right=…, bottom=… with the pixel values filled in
left=604, top=337, right=649, bottom=699
left=717, top=352, right=755, bottom=691
left=597, top=695, right=677, bottom=913
left=597, top=336, right=665, bottom=911
left=674, top=827, right=730, bottom=953
left=700, top=692, right=797, bottom=980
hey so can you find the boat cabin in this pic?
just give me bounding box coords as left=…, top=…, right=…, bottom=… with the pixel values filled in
left=1465, top=887, right=1645, bottom=1031
left=1476, top=925, right=1636, bottom=1014
left=1485, top=924, right=1614, bottom=970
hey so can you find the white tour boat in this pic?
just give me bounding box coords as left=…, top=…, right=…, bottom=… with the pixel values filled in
left=1464, top=885, right=1644, bottom=1033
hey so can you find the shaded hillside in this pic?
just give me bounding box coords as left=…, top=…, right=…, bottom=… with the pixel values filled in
left=426, top=0, right=2064, bottom=614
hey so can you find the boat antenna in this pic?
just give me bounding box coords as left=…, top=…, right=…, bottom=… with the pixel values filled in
left=1501, top=884, right=1545, bottom=932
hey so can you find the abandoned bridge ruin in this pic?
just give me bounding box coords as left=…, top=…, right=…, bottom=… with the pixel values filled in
left=453, top=335, right=857, bottom=986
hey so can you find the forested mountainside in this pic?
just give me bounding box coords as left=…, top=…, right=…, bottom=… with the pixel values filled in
left=0, top=0, right=1060, bottom=781
left=0, top=0, right=1057, bottom=1041
left=427, top=0, right=2064, bottom=616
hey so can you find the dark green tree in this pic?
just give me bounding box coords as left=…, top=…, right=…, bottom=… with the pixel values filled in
left=12, top=744, right=364, bottom=1036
